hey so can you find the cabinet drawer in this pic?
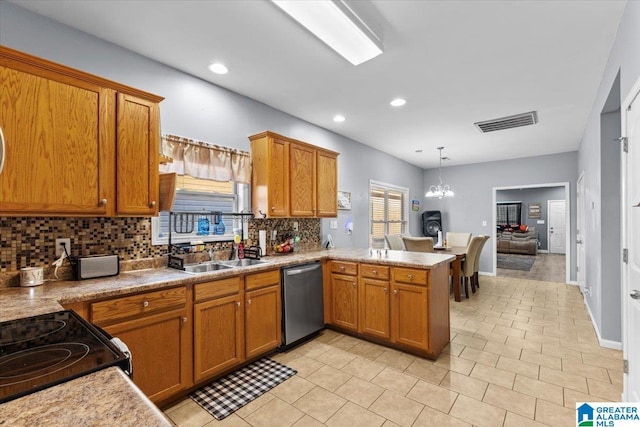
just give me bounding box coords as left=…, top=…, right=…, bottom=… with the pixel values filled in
left=360, top=264, right=390, bottom=280
left=91, top=286, right=186, bottom=325
left=245, top=269, right=280, bottom=291
left=330, top=261, right=357, bottom=276
left=195, top=277, right=241, bottom=302
left=393, top=268, right=427, bottom=285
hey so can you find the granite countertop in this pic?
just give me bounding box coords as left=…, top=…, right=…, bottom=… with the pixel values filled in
left=0, top=247, right=454, bottom=423
left=0, top=368, right=172, bottom=427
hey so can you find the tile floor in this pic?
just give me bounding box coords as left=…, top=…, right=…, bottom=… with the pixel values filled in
left=164, top=275, right=622, bottom=427
left=497, top=253, right=566, bottom=283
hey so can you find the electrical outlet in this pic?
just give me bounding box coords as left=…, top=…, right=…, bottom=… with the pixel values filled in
left=293, top=221, right=299, bottom=231
left=55, top=238, right=71, bottom=257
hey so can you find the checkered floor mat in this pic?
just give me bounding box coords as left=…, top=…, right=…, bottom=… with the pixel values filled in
left=190, top=357, right=297, bottom=420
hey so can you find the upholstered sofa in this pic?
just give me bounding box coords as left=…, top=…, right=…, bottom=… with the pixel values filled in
left=497, top=227, right=538, bottom=255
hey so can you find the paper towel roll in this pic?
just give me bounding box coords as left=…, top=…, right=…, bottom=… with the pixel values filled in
left=437, top=230, right=443, bottom=247
left=259, top=230, right=267, bottom=256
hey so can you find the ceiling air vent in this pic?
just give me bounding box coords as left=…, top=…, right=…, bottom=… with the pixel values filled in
left=474, top=111, right=538, bottom=133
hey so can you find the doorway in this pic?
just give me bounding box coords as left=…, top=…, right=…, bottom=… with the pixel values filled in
left=493, top=183, right=571, bottom=283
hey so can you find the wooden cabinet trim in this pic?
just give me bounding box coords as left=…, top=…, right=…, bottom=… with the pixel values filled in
left=330, top=261, right=358, bottom=276
left=392, top=267, right=428, bottom=285
left=360, top=264, right=390, bottom=280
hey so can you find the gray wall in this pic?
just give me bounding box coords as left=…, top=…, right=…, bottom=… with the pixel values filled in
left=497, top=186, right=566, bottom=251
left=0, top=1, right=425, bottom=249
left=423, top=152, right=577, bottom=277
left=577, top=1, right=640, bottom=345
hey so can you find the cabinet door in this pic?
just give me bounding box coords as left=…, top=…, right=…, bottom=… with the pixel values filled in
left=245, top=284, right=282, bottom=359
left=103, top=308, right=191, bottom=403
left=316, top=150, right=338, bottom=217
left=264, top=137, right=289, bottom=217
left=331, top=273, right=358, bottom=331
left=359, top=278, right=390, bottom=339
left=289, top=142, right=315, bottom=217
left=391, top=282, right=428, bottom=351
left=0, top=64, right=115, bottom=215
left=194, top=294, right=243, bottom=382
left=116, top=93, right=159, bottom=216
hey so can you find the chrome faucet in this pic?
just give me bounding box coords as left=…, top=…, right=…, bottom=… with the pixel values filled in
left=208, top=247, right=216, bottom=261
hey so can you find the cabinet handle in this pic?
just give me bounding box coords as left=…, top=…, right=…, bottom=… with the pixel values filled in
left=407, top=274, right=413, bottom=280
left=143, top=301, right=149, bottom=307
left=236, top=301, right=241, bottom=307
left=150, top=201, right=156, bottom=208
left=271, top=206, right=275, bottom=210
left=372, top=270, right=377, bottom=275
left=100, top=198, right=108, bottom=206
left=384, top=288, right=388, bottom=293
left=352, top=282, right=356, bottom=287
left=0, top=126, right=5, bottom=176
left=340, top=266, right=345, bottom=271
left=393, top=289, right=398, bottom=295
left=182, top=316, right=187, bottom=323
left=247, top=299, right=252, bottom=305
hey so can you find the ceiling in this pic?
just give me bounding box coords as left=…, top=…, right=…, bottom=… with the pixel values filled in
left=10, top=0, right=627, bottom=169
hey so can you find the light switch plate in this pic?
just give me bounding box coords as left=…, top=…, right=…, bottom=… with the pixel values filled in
left=537, top=220, right=545, bottom=224
left=330, top=220, right=338, bottom=229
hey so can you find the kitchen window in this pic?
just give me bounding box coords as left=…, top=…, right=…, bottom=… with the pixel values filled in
left=369, top=180, right=408, bottom=246
left=151, top=175, right=249, bottom=245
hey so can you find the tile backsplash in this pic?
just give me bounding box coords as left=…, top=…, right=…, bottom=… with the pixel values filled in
left=0, top=216, right=320, bottom=285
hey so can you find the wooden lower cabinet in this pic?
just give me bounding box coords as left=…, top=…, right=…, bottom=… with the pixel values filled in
left=194, top=293, right=243, bottom=382
left=101, top=306, right=191, bottom=403
left=245, top=284, right=281, bottom=359
left=359, top=278, right=390, bottom=339
left=328, top=262, right=450, bottom=358
left=330, top=273, right=358, bottom=331
left=391, top=282, right=428, bottom=351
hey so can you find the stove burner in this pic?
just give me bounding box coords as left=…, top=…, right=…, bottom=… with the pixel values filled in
left=0, top=343, right=90, bottom=386
left=0, top=319, right=67, bottom=346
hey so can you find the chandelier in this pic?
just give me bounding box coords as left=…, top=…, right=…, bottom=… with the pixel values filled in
left=425, top=146, right=454, bottom=198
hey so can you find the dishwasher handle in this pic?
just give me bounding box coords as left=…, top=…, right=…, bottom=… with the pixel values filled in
left=285, top=263, right=321, bottom=276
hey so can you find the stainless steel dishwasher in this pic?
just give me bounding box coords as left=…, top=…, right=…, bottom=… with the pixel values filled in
left=281, top=261, right=324, bottom=347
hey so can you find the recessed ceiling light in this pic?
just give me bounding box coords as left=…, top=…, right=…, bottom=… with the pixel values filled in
left=390, top=98, right=406, bottom=107
left=209, top=63, right=228, bottom=74
left=333, top=115, right=345, bottom=122
left=415, top=149, right=423, bottom=153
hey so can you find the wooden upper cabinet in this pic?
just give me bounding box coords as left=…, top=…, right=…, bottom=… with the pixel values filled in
left=0, top=46, right=163, bottom=217
left=249, top=131, right=338, bottom=218
left=0, top=61, right=115, bottom=215
left=316, top=149, right=338, bottom=217
left=116, top=93, right=159, bottom=216
left=289, top=142, right=316, bottom=217
left=250, top=134, right=289, bottom=217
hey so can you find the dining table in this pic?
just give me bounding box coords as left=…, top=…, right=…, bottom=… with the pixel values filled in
left=435, top=245, right=467, bottom=302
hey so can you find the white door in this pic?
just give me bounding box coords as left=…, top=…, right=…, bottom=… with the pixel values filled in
left=623, top=77, right=640, bottom=401
left=548, top=200, right=566, bottom=254
left=577, top=174, right=586, bottom=293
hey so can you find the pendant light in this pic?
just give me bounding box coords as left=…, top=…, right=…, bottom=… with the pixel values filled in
left=425, top=147, right=454, bottom=198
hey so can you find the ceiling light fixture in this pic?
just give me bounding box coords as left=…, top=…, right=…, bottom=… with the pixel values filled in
left=209, top=63, right=228, bottom=74
left=333, top=115, right=345, bottom=122
left=390, top=98, right=406, bottom=107
left=425, top=147, right=454, bottom=199
left=271, top=0, right=383, bottom=66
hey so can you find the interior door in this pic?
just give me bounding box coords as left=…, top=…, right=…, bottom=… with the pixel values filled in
left=623, top=80, right=640, bottom=401
left=577, top=174, right=586, bottom=293
left=548, top=200, right=566, bottom=254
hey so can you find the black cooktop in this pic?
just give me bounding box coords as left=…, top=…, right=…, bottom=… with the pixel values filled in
left=0, top=310, right=129, bottom=403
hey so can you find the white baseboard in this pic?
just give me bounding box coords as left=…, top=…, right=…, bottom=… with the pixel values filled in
left=538, top=249, right=549, bottom=254
left=583, top=293, right=622, bottom=350
left=479, top=271, right=495, bottom=277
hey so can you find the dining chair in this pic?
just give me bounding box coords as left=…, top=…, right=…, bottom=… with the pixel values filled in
left=472, top=235, right=490, bottom=289
left=385, top=234, right=406, bottom=250
left=461, top=236, right=485, bottom=297
left=402, top=236, right=435, bottom=253
left=446, top=232, right=471, bottom=247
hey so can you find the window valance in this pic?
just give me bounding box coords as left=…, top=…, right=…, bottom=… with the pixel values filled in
left=159, top=134, right=251, bottom=184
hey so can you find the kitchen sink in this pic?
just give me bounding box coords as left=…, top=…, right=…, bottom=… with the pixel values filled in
left=182, top=262, right=233, bottom=274
left=219, top=259, right=270, bottom=267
